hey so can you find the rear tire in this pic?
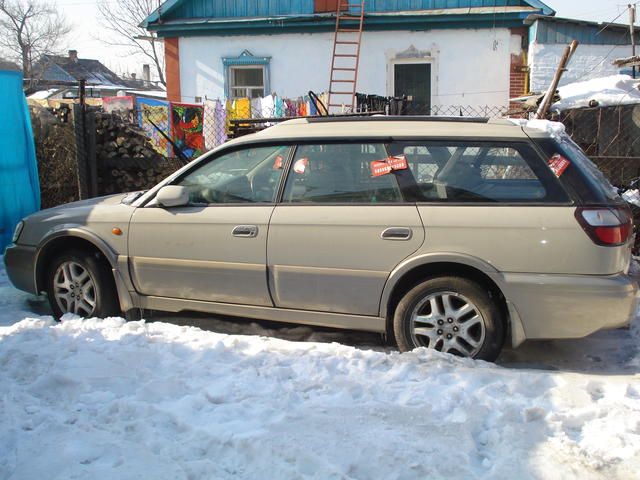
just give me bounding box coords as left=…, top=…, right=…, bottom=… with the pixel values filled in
left=46, top=250, right=119, bottom=319
left=393, top=276, right=505, bottom=361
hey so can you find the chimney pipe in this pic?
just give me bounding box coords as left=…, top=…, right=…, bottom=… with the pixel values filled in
left=142, top=64, right=151, bottom=84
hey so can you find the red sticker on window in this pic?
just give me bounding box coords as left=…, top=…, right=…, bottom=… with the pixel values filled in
left=370, top=155, right=408, bottom=177
left=273, top=155, right=284, bottom=170
left=371, top=161, right=393, bottom=177
left=387, top=155, right=408, bottom=171
left=548, top=153, right=570, bottom=177
left=293, top=158, right=309, bottom=174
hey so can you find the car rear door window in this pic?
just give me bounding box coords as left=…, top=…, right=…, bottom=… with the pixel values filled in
left=281, top=143, right=403, bottom=203
left=390, top=141, right=569, bottom=203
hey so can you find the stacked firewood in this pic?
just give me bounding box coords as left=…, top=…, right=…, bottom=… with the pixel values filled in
left=100, top=163, right=180, bottom=194
left=94, top=111, right=182, bottom=194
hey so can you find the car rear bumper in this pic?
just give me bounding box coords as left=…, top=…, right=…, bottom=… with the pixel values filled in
left=3, top=244, right=38, bottom=294
left=498, top=271, right=639, bottom=340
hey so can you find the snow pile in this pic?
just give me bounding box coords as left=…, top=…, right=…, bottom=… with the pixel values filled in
left=509, top=118, right=566, bottom=139
left=552, top=75, right=640, bottom=111
left=0, top=316, right=639, bottom=479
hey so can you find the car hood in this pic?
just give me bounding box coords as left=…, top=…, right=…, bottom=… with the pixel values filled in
left=19, top=193, right=137, bottom=247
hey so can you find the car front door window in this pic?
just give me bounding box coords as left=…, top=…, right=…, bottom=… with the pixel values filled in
left=177, top=145, right=290, bottom=204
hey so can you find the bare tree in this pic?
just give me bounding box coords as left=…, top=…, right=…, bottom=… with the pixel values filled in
left=0, top=0, right=71, bottom=83
left=96, top=0, right=165, bottom=86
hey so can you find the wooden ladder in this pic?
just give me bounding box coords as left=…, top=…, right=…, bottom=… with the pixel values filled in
left=327, top=0, right=365, bottom=113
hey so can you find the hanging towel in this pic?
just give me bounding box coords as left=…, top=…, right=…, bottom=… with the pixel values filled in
left=235, top=97, right=251, bottom=118
left=251, top=97, right=261, bottom=118
left=261, top=94, right=275, bottom=119
left=203, top=99, right=217, bottom=150
left=274, top=96, right=284, bottom=118
left=214, top=100, right=228, bottom=147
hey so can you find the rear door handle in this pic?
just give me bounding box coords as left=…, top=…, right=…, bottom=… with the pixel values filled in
left=232, top=225, right=258, bottom=238
left=381, top=227, right=412, bottom=241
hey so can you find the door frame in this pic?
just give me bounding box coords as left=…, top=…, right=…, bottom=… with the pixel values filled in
left=387, top=57, right=436, bottom=110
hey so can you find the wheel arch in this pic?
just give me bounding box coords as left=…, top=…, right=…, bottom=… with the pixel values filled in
left=34, top=228, right=132, bottom=313
left=380, top=254, right=514, bottom=344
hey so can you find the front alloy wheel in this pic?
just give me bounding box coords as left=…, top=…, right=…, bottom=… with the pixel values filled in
left=46, top=249, right=119, bottom=319
left=53, top=261, right=97, bottom=316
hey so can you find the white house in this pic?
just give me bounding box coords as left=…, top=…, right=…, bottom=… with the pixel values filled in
left=527, top=15, right=640, bottom=93
left=142, top=0, right=557, bottom=115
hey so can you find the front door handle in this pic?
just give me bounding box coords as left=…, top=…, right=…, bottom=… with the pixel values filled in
left=232, top=225, right=258, bottom=238
left=381, top=227, right=412, bottom=241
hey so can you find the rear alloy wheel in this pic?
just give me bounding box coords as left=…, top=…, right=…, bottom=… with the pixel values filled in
left=46, top=250, right=119, bottom=319
left=394, top=276, right=505, bottom=361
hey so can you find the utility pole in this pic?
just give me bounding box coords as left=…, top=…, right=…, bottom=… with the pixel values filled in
left=630, top=3, right=637, bottom=78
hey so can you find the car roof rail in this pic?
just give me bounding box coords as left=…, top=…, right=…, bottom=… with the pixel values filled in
left=305, top=115, right=491, bottom=124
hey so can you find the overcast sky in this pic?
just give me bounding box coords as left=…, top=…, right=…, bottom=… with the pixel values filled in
left=55, top=0, right=633, bottom=77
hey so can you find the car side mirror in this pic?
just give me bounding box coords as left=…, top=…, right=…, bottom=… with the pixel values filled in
left=156, top=185, right=189, bottom=208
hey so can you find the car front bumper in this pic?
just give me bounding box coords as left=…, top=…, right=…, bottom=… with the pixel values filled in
left=3, top=244, right=38, bottom=294
left=497, top=271, right=639, bottom=340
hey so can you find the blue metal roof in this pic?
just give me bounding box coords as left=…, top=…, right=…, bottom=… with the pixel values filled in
left=143, top=0, right=554, bottom=33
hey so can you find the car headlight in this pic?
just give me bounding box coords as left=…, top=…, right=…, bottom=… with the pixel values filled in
left=12, top=221, right=24, bottom=243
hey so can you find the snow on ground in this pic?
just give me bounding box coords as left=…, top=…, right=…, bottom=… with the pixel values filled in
left=552, top=75, right=640, bottom=111
left=1, top=257, right=640, bottom=479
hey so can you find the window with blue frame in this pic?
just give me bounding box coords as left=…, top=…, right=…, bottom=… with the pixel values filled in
left=223, top=50, right=271, bottom=98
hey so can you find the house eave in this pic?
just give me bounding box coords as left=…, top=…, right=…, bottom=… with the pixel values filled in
left=147, top=9, right=540, bottom=37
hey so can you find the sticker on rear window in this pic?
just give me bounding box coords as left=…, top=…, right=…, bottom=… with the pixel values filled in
left=370, top=155, right=409, bottom=177
left=548, top=153, right=571, bottom=177
left=293, top=158, right=308, bottom=174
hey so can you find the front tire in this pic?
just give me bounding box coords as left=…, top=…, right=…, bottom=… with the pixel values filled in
left=46, top=250, right=119, bottom=319
left=393, top=276, right=505, bottom=361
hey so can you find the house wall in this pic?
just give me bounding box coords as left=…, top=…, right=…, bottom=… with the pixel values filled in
left=178, top=28, right=520, bottom=110
left=528, top=43, right=634, bottom=93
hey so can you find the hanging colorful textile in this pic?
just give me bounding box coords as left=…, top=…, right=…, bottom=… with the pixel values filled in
left=136, top=97, right=172, bottom=157
left=203, top=99, right=227, bottom=149
left=274, top=96, right=284, bottom=118
left=171, top=102, right=204, bottom=159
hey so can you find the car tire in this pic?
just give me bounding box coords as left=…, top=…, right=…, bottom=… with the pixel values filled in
left=393, top=276, right=505, bottom=361
left=46, top=249, right=120, bottom=319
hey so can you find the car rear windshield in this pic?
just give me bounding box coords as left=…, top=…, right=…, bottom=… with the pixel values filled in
left=533, top=135, right=622, bottom=205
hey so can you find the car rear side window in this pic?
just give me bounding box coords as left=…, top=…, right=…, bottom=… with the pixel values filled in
left=534, top=136, right=622, bottom=205
left=282, top=143, right=403, bottom=203
left=389, top=141, right=569, bottom=203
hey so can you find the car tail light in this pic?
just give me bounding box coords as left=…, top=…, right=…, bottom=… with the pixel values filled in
left=575, top=206, right=633, bottom=246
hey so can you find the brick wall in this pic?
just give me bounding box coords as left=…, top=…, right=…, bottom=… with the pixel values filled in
left=509, top=28, right=528, bottom=115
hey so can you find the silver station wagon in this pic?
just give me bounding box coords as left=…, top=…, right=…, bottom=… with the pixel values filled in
left=5, top=117, right=639, bottom=361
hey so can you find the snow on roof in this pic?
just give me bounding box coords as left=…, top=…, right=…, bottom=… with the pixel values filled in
left=552, top=75, right=640, bottom=111
left=27, top=89, right=60, bottom=100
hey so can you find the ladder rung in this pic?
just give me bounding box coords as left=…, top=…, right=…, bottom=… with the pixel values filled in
left=334, top=54, right=358, bottom=57
left=338, top=28, right=360, bottom=32
left=338, top=16, right=363, bottom=20
left=331, top=80, right=356, bottom=84
left=335, top=41, right=359, bottom=44
left=332, top=67, right=357, bottom=71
